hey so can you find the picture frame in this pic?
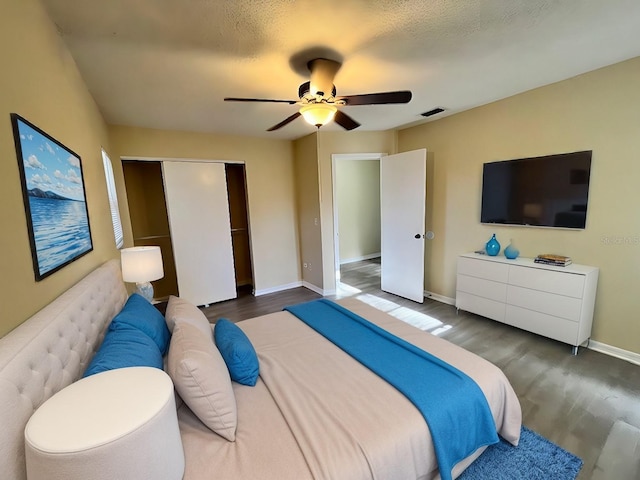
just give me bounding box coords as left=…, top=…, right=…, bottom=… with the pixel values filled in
left=11, top=113, right=93, bottom=281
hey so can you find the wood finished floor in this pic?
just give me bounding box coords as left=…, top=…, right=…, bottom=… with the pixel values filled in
left=202, top=259, right=640, bottom=480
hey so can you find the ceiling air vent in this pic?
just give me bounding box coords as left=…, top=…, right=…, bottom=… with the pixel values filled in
left=420, top=108, right=445, bottom=117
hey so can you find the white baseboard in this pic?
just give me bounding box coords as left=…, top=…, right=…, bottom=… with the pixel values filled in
left=302, top=281, right=335, bottom=296
left=339, top=253, right=381, bottom=265
left=424, top=290, right=456, bottom=306
left=253, top=280, right=335, bottom=297
left=254, top=281, right=302, bottom=297
left=587, top=340, right=640, bottom=366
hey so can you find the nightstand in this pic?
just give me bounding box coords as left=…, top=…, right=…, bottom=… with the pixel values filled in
left=24, top=367, right=184, bottom=480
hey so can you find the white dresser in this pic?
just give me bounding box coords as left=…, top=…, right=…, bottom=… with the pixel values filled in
left=455, top=253, right=599, bottom=353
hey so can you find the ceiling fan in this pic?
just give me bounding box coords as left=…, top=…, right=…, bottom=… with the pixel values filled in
left=224, top=58, right=412, bottom=132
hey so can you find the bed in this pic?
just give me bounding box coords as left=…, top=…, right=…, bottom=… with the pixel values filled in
left=0, top=259, right=522, bottom=480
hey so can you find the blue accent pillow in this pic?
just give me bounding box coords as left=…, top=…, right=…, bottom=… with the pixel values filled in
left=83, top=325, right=163, bottom=377
left=214, top=319, right=259, bottom=386
left=109, top=293, right=171, bottom=355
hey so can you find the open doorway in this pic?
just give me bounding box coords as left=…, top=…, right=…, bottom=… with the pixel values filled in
left=332, top=153, right=384, bottom=295
left=332, top=150, right=427, bottom=303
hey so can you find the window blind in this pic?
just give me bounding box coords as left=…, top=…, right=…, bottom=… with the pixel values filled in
left=102, top=149, right=124, bottom=249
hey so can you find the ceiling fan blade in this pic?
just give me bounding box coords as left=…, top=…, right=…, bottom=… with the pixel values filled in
left=334, top=110, right=361, bottom=131
left=224, top=97, right=298, bottom=104
left=337, top=90, right=412, bottom=106
left=267, top=112, right=301, bottom=131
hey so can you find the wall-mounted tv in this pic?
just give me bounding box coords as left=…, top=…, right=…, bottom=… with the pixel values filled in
left=481, top=151, right=592, bottom=229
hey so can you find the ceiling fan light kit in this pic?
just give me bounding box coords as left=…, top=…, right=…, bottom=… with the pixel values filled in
left=300, top=103, right=337, bottom=127
left=308, top=58, right=341, bottom=97
left=224, top=56, right=412, bottom=132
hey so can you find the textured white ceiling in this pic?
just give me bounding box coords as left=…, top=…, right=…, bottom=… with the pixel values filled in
left=41, top=0, right=640, bottom=140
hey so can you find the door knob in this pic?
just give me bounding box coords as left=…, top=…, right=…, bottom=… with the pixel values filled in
left=414, top=234, right=422, bottom=239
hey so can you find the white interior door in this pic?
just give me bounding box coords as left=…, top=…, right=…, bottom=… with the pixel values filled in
left=162, top=161, right=237, bottom=306
left=380, top=149, right=426, bottom=303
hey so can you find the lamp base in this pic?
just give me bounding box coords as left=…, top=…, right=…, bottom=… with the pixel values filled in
left=135, top=282, right=154, bottom=302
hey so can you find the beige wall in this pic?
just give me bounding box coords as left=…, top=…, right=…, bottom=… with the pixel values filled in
left=5, top=0, right=635, bottom=356
left=108, top=125, right=301, bottom=294
left=0, top=0, right=117, bottom=337
left=317, top=130, right=397, bottom=292
left=399, top=56, right=640, bottom=354
left=335, top=159, right=381, bottom=262
left=293, top=133, right=323, bottom=289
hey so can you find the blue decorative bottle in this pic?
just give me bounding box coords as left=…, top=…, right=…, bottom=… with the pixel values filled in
left=504, top=239, right=519, bottom=260
left=485, top=234, right=500, bottom=256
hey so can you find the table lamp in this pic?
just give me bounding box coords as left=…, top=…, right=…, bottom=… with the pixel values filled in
left=120, top=246, right=164, bottom=302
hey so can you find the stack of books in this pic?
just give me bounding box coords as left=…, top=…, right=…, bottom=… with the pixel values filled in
left=534, top=254, right=572, bottom=267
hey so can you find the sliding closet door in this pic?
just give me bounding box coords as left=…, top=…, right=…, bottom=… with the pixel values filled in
left=162, top=161, right=237, bottom=306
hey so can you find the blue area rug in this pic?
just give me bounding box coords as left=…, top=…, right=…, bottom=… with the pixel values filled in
left=458, top=426, right=583, bottom=480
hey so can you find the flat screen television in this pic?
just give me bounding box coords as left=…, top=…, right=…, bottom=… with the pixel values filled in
left=481, top=151, right=592, bottom=229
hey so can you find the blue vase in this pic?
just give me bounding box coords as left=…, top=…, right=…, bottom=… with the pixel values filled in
left=485, top=234, right=500, bottom=256
left=504, top=239, right=519, bottom=260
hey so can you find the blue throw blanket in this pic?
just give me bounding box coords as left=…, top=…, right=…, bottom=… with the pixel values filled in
left=284, top=299, right=498, bottom=480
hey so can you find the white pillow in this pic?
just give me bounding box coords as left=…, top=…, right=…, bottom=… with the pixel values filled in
left=168, top=320, right=237, bottom=441
left=165, top=295, right=212, bottom=338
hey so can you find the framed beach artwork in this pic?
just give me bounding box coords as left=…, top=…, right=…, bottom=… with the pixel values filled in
left=11, top=113, right=93, bottom=281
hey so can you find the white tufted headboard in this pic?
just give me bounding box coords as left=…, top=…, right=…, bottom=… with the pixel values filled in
left=0, top=259, right=127, bottom=480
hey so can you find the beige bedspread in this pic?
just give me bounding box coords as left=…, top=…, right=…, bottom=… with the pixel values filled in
left=178, top=298, right=522, bottom=480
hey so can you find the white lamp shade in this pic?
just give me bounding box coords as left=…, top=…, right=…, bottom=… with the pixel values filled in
left=121, top=246, right=164, bottom=283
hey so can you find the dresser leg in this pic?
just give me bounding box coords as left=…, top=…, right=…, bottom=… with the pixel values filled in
left=571, top=345, right=579, bottom=356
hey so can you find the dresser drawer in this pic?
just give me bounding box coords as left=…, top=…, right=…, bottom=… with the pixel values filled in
left=508, top=265, right=585, bottom=298
left=456, top=291, right=506, bottom=322
left=507, top=285, right=582, bottom=322
left=505, top=305, right=580, bottom=345
left=457, top=274, right=507, bottom=302
left=458, top=257, right=509, bottom=283
left=456, top=254, right=597, bottom=349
